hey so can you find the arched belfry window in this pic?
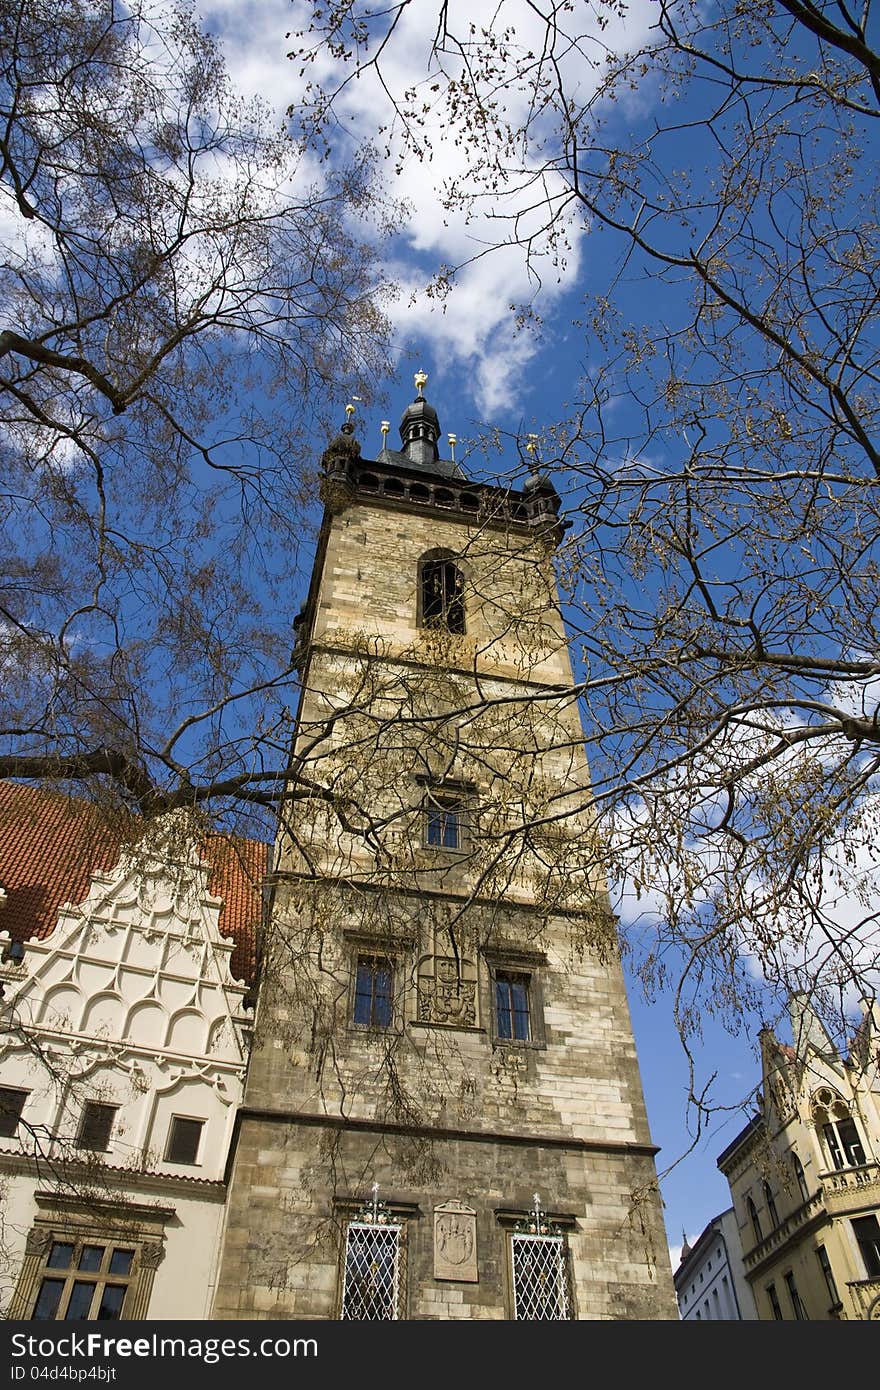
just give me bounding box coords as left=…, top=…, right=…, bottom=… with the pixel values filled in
left=419, top=552, right=465, bottom=634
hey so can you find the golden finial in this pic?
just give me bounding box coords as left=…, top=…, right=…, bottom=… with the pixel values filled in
left=448, top=433, right=457, bottom=462
left=380, top=419, right=390, bottom=446
left=345, top=402, right=356, bottom=420
left=414, top=369, right=428, bottom=398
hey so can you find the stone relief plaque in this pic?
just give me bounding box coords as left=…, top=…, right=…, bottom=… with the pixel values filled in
left=418, top=956, right=477, bottom=1027
left=433, top=1200, right=478, bottom=1282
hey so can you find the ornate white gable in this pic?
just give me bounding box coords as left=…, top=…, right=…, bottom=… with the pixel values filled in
left=0, top=825, right=258, bottom=1182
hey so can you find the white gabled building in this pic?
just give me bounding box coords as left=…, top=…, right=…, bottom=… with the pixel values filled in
left=673, top=1208, right=758, bottom=1320
left=0, top=782, right=266, bottom=1321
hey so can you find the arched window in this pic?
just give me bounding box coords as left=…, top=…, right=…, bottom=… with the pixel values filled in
left=810, top=1088, right=867, bottom=1170
left=763, top=1181, right=779, bottom=1229
left=419, top=552, right=465, bottom=634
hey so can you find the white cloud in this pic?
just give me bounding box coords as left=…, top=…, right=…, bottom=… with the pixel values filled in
left=608, top=699, right=880, bottom=1027
left=202, top=0, right=657, bottom=415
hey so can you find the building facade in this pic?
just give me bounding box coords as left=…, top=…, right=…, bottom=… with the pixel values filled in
left=673, top=1208, right=757, bottom=1320
left=212, top=381, right=677, bottom=1320
left=0, top=782, right=265, bottom=1320
left=717, top=993, right=880, bottom=1321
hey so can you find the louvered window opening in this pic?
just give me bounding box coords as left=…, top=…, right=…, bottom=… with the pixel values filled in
left=512, top=1233, right=570, bottom=1320
left=340, top=1222, right=402, bottom=1320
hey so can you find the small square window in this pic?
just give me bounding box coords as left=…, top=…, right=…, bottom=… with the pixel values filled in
left=423, top=792, right=464, bottom=850
left=495, top=972, right=531, bottom=1041
left=353, top=956, right=394, bottom=1029
left=0, top=1086, right=28, bottom=1138
left=75, top=1102, right=117, bottom=1152
left=164, top=1116, right=204, bottom=1165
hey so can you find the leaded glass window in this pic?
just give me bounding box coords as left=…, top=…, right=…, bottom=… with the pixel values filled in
left=511, top=1232, right=570, bottom=1320
left=339, top=1222, right=402, bottom=1320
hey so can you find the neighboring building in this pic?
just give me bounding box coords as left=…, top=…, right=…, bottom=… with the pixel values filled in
left=212, top=379, right=677, bottom=1320
left=717, top=992, right=880, bottom=1321
left=0, top=781, right=266, bottom=1320
left=673, top=1208, right=757, bottom=1319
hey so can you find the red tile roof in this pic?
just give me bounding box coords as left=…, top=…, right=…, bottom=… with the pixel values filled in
left=0, top=781, right=267, bottom=985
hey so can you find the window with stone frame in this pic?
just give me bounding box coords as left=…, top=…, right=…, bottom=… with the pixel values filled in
left=423, top=788, right=465, bottom=851
left=484, top=947, right=547, bottom=1048
left=499, top=1199, right=575, bottom=1320
left=75, top=1101, right=117, bottom=1152
left=336, top=1193, right=414, bottom=1320
left=418, top=553, right=465, bottom=634
left=766, top=1282, right=784, bottom=1319
left=511, top=1231, right=571, bottom=1319
left=417, top=775, right=475, bottom=855
left=352, top=954, right=395, bottom=1029
left=495, top=972, right=532, bottom=1042
left=7, top=1195, right=168, bottom=1321
left=0, top=1086, right=27, bottom=1138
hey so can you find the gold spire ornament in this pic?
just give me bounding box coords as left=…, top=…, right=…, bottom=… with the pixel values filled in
left=380, top=420, right=390, bottom=447
left=448, top=433, right=457, bottom=463
left=414, top=369, right=428, bottom=398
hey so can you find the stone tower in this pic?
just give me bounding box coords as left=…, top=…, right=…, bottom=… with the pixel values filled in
left=212, top=379, right=677, bottom=1320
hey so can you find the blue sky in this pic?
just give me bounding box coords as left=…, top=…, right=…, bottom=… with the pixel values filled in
left=194, top=0, right=816, bottom=1270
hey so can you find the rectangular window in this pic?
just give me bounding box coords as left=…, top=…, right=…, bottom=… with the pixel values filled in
left=837, top=1117, right=866, bottom=1167
left=511, top=1234, right=570, bottom=1319
left=792, top=1153, right=810, bottom=1202
left=852, top=1215, right=880, bottom=1279
left=0, top=1087, right=27, bottom=1138
left=31, top=1240, right=134, bottom=1321
left=767, top=1283, right=783, bottom=1320
left=815, top=1246, right=840, bottom=1308
left=75, top=1103, right=117, bottom=1152
left=783, top=1270, right=808, bottom=1319
left=823, top=1122, right=844, bottom=1170
left=423, top=793, right=463, bottom=850
left=353, top=956, right=394, bottom=1029
left=339, top=1222, right=402, bottom=1319
left=164, top=1117, right=204, bottom=1165
left=495, top=972, right=531, bottom=1041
